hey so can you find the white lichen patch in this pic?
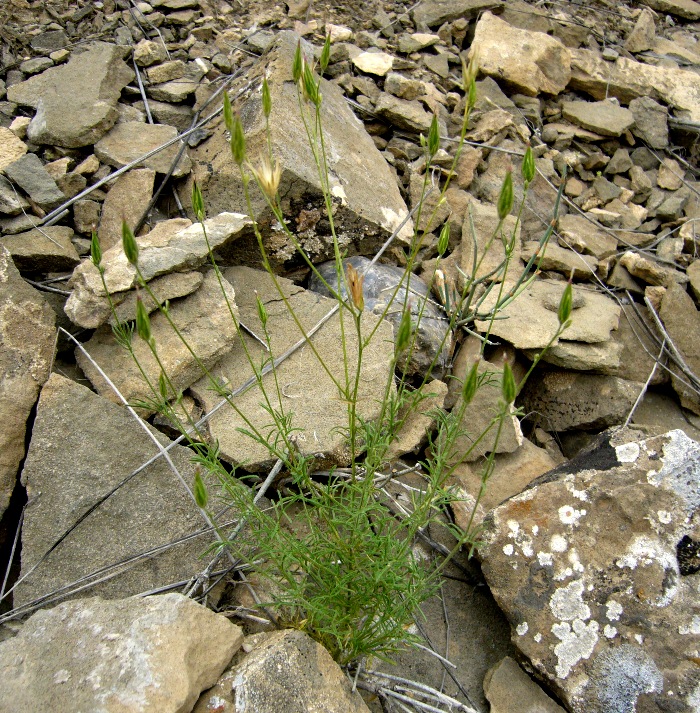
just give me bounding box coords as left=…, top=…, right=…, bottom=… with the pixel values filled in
left=616, top=441, right=640, bottom=463
left=503, top=543, right=514, bottom=556
left=604, top=625, right=617, bottom=639
left=605, top=599, right=623, bottom=621
left=532, top=525, right=539, bottom=536
left=565, top=481, right=589, bottom=501
left=516, top=622, right=529, bottom=636
left=558, top=505, right=586, bottom=526
left=554, top=566, right=574, bottom=582
left=551, top=619, right=599, bottom=679
left=538, top=551, right=554, bottom=567
left=520, top=536, right=534, bottom=558
left=551, top=534, right=568, bottom=553
left=635, top=634, right=644, bottom=645
left=616, top=536, right=679, bottom=607
left=679, top=615, right=700, bottom=635
left=550, top=580, right=591, bottom=621
left=507, top=520, right=520, bottom=536
left=657, top=510, right=672, bottom=524
left=646, top=430, right=700, bottom=512
left=534, top=632, right=542, bottom=643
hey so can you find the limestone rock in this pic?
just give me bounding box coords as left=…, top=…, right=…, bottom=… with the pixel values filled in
left=525, top=339, right=623, bottom=373
left=619, top=251, right=688, bottom=288
left=1, top=226, right=80, bottom=272
left=0, top=247, right=55, bottom=518
left=373, top=92, right=433, bottom=132
left=484, top=657, right=566, bottom=713
left=412, top=0, right=503, bottom=28
left=625, top=8, right=656, bottom=53
left=475, top=280, right=621, bottom=350
left=629, top=96, right=669, bottom=149
left=479, top=429, right=700, bottom=713
left=94, top=121, right=192, bottom=177
left=569, top=48, right=700, bottom=123
left=522, top=241, right=597, bottom=280
left=0, top=593, right=243, bottom=713
left=7, top=42, right=134, bottom=148
left=557, top=214, right=617, bottom=260
left=470, top=12, right=571, bottom=97
left=352, top=51, right=394, bottom=76
left=65, top=212, right=253, bottom=328
left=194, top=630, right=370, bottom=713
left=659, top=283, right=700, bottom=416
left=190, top=266, right=395, bottom=472
left=562, top=100, right=635, bottom=138
left=187, top=32, right=413, bottom=267
left=3, top=153, right=64, bottom=209
left=309, top=256, right=452, bottom=380
left=98, top=168, right=156, bottom=251
left=0, top=176, right=29, bottom=216
left=16, top=373, right=221, bottom=605
left=641, top=0, right=700, bottom=20
left=519, top=372, right=642, bottom=431
left=0, top=126, right=27, bottom=171
left=76, top=271, right=239, bottom=412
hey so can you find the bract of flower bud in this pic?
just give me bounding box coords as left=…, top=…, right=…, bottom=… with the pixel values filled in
left=292, top=41, right=303, bottom=83
left=395, top=305, right=413, bottom=354
left=558, top=281, right=573, bottom=326
left=462, top=361, right=479, bottom=404
left=501, top=362, right=516, bottom=404
left=428, top=113, right=440, bottom=158
left=122, top=221, right=139, bottom=265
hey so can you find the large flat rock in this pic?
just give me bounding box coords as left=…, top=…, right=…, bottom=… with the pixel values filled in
left=0, top=593, right=243, bottom=713
left=187, top=31, right=413, bottom=269
left=190, top=266, right=395, bottom=472
left=478, top=429, right=700, bottom=713
left=7, top=42, right=134, bottom=148
left=0, top=247, right=55, bottom=518
left=16, top=373, right=219, bottom=607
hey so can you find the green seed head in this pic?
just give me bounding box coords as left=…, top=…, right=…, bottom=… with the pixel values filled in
left=122, top=221, right=139, bottom=265
left=428, top=113, right=440, bottom=158
left=135, top=296, right=152, bottom=344
left=395, top=305, right=413, bottom=355
left=158, top=371, right=168, bottom=400
left=558, top=281, right=573, bottom=326
left=229, top=112, right=246, bottom=165
left=501, top=362, right=516, bottom=404
left=462, top=361, right=479, bottom=404
left=262, top=77, right=272, bottom=118
left=437, top=223, right=450, bottom=256
left=90, top=230, right=102, bottom=267
left=497, top=170, right=514, bottom=221
left=292, top=41, right=303, bottom=83
left=191, top=181, right=205, bottom=222
left=193, top=470, right=208, bottom=509
left=256, top=292, right=268, bottom=328
left=522, top=145, right=535, bottom=185
left=320, top=34, right=331, bottom=73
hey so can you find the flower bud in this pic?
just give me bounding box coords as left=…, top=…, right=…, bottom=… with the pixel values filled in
left=135, top=296, right=152, bottom=344
left=522, top=145, right=535, bottom=185
left=292, top=41, right=303, bottom=83
left=320, top=34, right=331, bottom=73
left=262, top=77, right=272, bottom=118
left=428, top=113, right=440, bottom=158
left=191, top=181, right=205, bottom=222
left=122, top=221, right=139, bottom=265
left=229, top=112, right=246, bottom=165
left=256, top=292, right=268, bottom=328
left=462, top=361, right=479, bottom=404
left=497, top=170, right=513, bottom=221
left=346, top=263, right=364, bottom=312
left=501, top=362, right=516, bottom=404
left=437, top=223, right=450, bottom=256
left=558, top=281, right=573, bottom=326
left=159, top=371, right=169, bottom=400
left=395, top=305, right=413, bottom=354
left=193, top=470, right=208, bottom=509
left=90, top=230, right=102, bottom=267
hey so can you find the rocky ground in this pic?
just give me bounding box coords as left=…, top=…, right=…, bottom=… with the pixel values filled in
left=1, top=0, right=700, bottom=711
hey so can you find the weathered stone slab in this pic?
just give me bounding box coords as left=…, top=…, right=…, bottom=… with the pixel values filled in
left=484, top=657, right=566, bottom=713
left=0, top=593, right=243, bottom=713
left=65, top=212, right=253, bottom=328
left=641, top=0, right=700, bottom=20
left=7, top=42, right=134, bottom=148
left=470, top=12, right=571, bottom=97
left=569, top=48, right=700, bottom=123
left=475, top=280, right=621, bottom=350
left=1, top=226, right=80, bottom=273
left=94, top=121, right=192, bottom=177
left=412, top=0, right=503, bottom=28
left=374, top=92, right=433, bottom=132
left=76, top=270, right=239, bottom=411
left=3, top=152, right=64, bottom=209
left=0, top=247, right=55, bottom=518
left=562, top=100, right=635, bottom=138
left=194, top=630, right=370, bottom=713
left=479, top=429, right=700, bottom=713
left=0, top=126, right=27, bottom=171
left=16, top=373, right=219, bottom=605
left=187, top=32, right=413, bottom=269
left=190, top=266, right=395, bottom=472
left=557, top=214, right=618, bottom=260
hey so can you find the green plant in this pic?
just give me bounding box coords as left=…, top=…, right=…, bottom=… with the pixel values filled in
left=99, top=39, right=568, bottom=667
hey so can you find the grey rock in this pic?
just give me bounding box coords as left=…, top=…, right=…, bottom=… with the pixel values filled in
left=76, top=270, right=239, bottom=412
left=632, top=390, right=700, bottom=442
left=94, top=121, right=191, bottom=178
left=604, top=148, right=633, bottom=176
left=65, top=213, right=253, bottom=328
left=569, top=48, right=700, bottom=123
left=194, top=630, right=370, bottom=713
left=143, top=99, right=194, bottom=133
left=2, top=226, right=80, bottom=272
left=374, top=91, right=433, bottom=132
left=0, top=174, right=28, bottom=215
left=479, top=428, right=700, bottom=713
left=133, top=38, right=168, bottom=67
left=99, top=168, right=155, bottom=251
left=72, top=198, right=101, bottom=234
left=657, top=158, right=684, bottom=191
left=7, top=42, right=134, bottom=148
left=593, top=175, right=622, bottom=203
left=190, top=266, right=395, bottom=472
left=562, top=100, right=635, bottom=138
left=351, top=50, right=394, bottom=76
left=187, top=32, right=413, bottom=268
left=519, top=372, right=642, bottom=431
left=470, top=12, right=571, bottom=97
left=397, top=32, right=440, bottom=53
left=524, top=339, right=623, bottom=373
left=475, top=279, right=621, bottom=350
left=385, top=72, right=425, bottom=100
left=484, top=657, right=566, bottom=713
left=619, top=251, right=688, bottom=287
left=3, top=153, right=64, bottom=209
left=30, top=29, right=69, bottom=52
left=146, top=59, right=186, bottom=84
left=412, top=0, right=503, bottom=28
left=659, top=283, right=700, bottom=416
left=655, top=192, right=688, bottom=221
left=557, top=214, right=618, bottom=259
left=309, top=256, right=452, bottom=379
left=145, top=63, right=204, bottom=103
left=0, top=593, right=243, bottom=713
left=19, top=57, right=54, bottom=75
left=0, top=247, right=55, bottom=518
left=641, top=0, right=700, bottom=20
left=629, top=96, right=669, bottom=149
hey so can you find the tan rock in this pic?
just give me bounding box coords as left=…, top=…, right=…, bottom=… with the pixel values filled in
left=98, top=168, right=155, bottom=250
left=484, top=657, right=566, bottom=713
left=625, top=7, right=656, bottom=53
left=0, top=127, right=28, bottom=171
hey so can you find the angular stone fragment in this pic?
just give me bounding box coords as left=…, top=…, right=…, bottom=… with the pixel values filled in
left=625, top=7, right=656, bottom=53
left=0, top=175, right=29, bottom=216
left=194, top=630, right=370, bottom=713
left=0, top=247, right=55, bottom=518
left=484, top=657, right=566, bottom=713
left=470, top=12, right=571, bottom=97
left=3, top=153, right=64, bottom=209
left=522, top=241, right=597, bottom=280
left=569, top=49, right=700, bottom=123
left=412, top=0, right=503, bottom=28
left=641, top=0, right=700, bottom=20
left=2, top=226, right=80, bottom=272
left=475, top=280, right=621, bottom=350
left=95, top=121, right=191, bottom=177
left=557, top=214, right=617, bottom=260
left=0, top=593, right=243, bottom=713
left=16, top=373, right=223, bottom=605
left=629, top=96, right=669, bottom=149
left=76, top=271, right=239, bottom=411
left=7, top=42, right=134, bottom=148
left=562, top=100, right=635, bottom=138
left=98, top=168, right=155, bottom=250
left=478, top=428, right=700, bottom=713
left=187, top=32, right=413, bottom=267
left=190, top=266, right=395, bottom=472
left=619, top=251, right=688, bottom=288
left=519, top=372, right=642, bottom=431
left=374, top=92, right=433, bottom=132
left=525, top=339, right=623, bottom=373
left=352, top=51, right=394, bottom=76
left=0, top=126, right=27, bottom=171
left=65, top=213, right=253, bottom=328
